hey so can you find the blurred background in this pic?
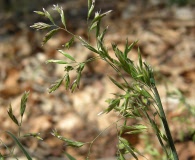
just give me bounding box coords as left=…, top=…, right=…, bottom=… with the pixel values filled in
left=0, top=0, right=195, bottom=159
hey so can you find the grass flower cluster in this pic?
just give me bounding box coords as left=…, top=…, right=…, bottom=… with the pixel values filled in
left=1, top=1, right=182, bottom=160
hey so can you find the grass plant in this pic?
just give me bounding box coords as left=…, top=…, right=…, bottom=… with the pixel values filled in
left=30, top=1, right=179, bottom=159
left=1, top=1, right=185, bottom=159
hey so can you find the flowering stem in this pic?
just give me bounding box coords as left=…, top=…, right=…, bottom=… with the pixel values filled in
left=152, top=86, right=179, bottom=160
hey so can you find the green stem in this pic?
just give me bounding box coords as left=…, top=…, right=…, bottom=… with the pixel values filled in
left=152, top=86, right=179, bottom=160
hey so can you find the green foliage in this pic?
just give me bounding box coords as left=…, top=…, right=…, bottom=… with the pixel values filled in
left=7, top=91, right=30, bottom=126
left=58, top=49, right=75, bottom=62
left=118, top=137, right=138, bottom=160
left=65, top=152, right=76, bottom=160
left=4, top=0, right=192, bottom=159
left=30, top=2, right=180, bottom=158
left=1, top=92, right=42, bottom=159
left=6, top=131, right=32, bottom=160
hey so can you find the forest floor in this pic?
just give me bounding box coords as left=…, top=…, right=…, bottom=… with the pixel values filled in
left=0, top=1, right=195, bottom=160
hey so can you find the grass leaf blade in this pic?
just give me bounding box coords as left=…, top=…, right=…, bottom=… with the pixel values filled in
left=58, top=50, right=76, bottom=62
left=6, top=131, right=32, bottom=160
left=108, top=76, right=125, bottom=91
left=65, top=152, right=76, bottom=160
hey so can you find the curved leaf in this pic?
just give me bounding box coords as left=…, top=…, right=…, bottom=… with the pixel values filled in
left=6, top=131, right=32, bottom=160
left=58, top=50, right=76, bottom=62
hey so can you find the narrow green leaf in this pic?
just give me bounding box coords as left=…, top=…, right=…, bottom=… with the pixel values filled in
left=49, top=78, right=64, bottom=93
left=140, top=89, right=152, bottom=99
left=65, top=152, right=76, bottom=160
left=89, top=21, right=98, bottom=31
left=85, top=43, right=95, bottom=52
left=42, top=28, right=59, bottom=45
left=77, top=63, right=85, bottom=73
left=109, top=76, right=125, bottom=90
left=124, top=39, right=129, bottom=58
left=46, top=59, right=68, bottom=64
left=138, top=47, right=143, bottom=69
left=79, top=37, right=99, bottom=54
left=104, top=99, right=120, bottom=114
left=125, top=130, right=145, bottom=134
left=98, top=26, right=108, bottom=42
left=20, top=91, right=29, bottom=117
left=134, top=124, right=147, bottom=130
left=7, top=105, right=19, bottom=126
left=124, top=40, right=138, bottom=58
left=119, top=137, right=138, bottom=160
left=127, top=41, right=138, bottom=52
left=58, top=50, right=76, bottom=62
left=6, top=131, right=32, bottom=160
left=122, top=124, right=147, bottom=130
